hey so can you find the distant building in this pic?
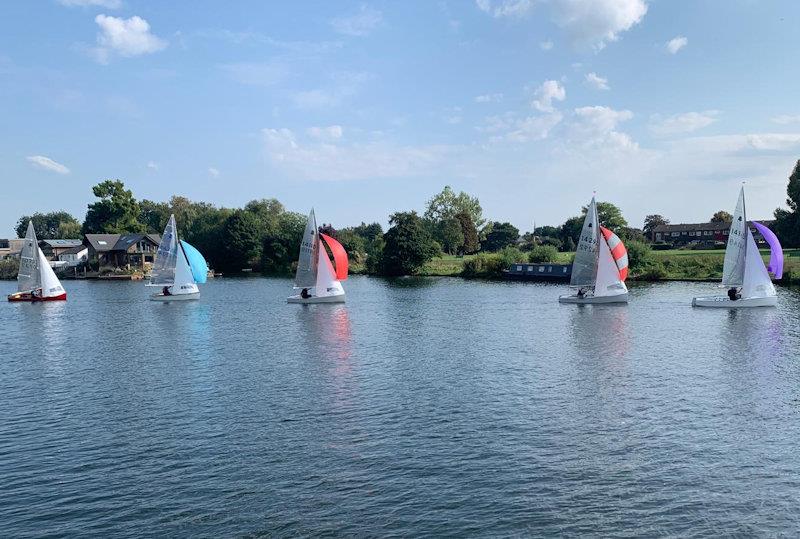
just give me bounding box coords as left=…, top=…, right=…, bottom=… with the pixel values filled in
left=652, top=220, right=775, bottom=246
left=58, top=244, right=89, bottom=267
left=0, top=238, right=25, bottom=259
left=39, top=239, right=84, bottom=259
left=84, top=233, right=161, bottom=268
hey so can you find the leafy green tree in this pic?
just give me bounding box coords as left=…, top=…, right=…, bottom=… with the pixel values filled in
left=711, top=210, right=732, bottom=223
left=380, top=211, right=439, bottom=275
left=15, top=211, right=81, bottom=239
left=83, top=180, right=145, bottom=234
left=436, top=218, right=464, bottom=255
left=529, top=245, right=559, bottom=263
left=221, top=210, right=262, bottom=271
left=139, top=199, right=172, bottom=233
left=482, top=221, right=519, bottom=252
left=261, top=211, right=307, bottom=273
left=184, top=205, right=234, bottom=271
left=587, top=201, right=628, bottom=230
left=643, top=214, right=669, bottom=239
left=775, top=160, right=800, bottom=247
left=424, top=186, right=484, bottom=228
left=454, top=212, right=479, bottom=255
left=534, top=225, right=560, bottom=238
left=559, top=215, right=584, bottom=249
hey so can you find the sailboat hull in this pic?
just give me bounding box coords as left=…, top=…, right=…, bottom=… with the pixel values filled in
left=559, top=292, right=628, bottom=304
left=692, top=295, right=777, bottom=308
left=150, top=292, right=200, bottom=302
left=7, top=291, right=67, bottom=302
left=287, top=292, right=346, bottom=304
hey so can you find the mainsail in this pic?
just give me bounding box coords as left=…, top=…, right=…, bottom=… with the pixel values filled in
left=17, top=221, right=41, bottom=293
left=570, top=197, right=599, bottom=288
left=294, top=209, right=319, bottom=288
left=150, top=214, right=178, bottom=286
left=721, top=187, right=747, bottom=287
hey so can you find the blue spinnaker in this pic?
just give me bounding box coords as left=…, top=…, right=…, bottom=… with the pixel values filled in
left=180, top=240, right=209, bottom=284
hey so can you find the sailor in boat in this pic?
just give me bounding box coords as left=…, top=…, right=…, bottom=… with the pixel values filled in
left=727, top=287, right=741, bottom=301
left=162, top=286, right=172, bottom=297
left=577, top=288, right=587, bottom=299
left=301, top=288, right=311, bottom=299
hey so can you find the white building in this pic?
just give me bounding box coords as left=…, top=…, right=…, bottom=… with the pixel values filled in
left=58, top=244, right=89, bottom=267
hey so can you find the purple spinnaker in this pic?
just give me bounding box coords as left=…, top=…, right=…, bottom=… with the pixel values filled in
left=752, top=221, right=783, bottom=279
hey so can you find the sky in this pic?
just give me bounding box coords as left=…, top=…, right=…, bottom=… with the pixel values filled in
left=2, top=0, right=800, bottom=237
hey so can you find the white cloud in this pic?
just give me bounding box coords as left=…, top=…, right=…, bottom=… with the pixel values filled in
left=532, top=80, right=566, bottom=112
left=26, top=155, right=70, bottom=175
left=475, top=93, right=504, bottom=103
left=475, top=0, right=533, bottom=18
left=91, top=15, right=167, bottom=64
left=665, top=35, right=688, bottom=54
left=147, top=161, right=159, bottom=170
left=293, top=71, right=370, bottom=109
left=552, top=0, right=647, bottom=50
left=262, top=127, right=453, bottom=181
left=307, top=125, right=344, bottom=140
left=540, top=40, right=554, bottom=51
left=219, top=62, right=287, bottom=87
left=772, top=115, right=800, bottom=125
left=506, top=113, right=563, bottom=142
left=585, top=72, right=609, bottom=90
left=331, top=5, right=383, bottom=36
left=208, top=167, right=220, bottom=177
left=58, top=0, right=122, bottom=7
left=650, top=111, right=719, bottom=136
left=569, top=106, right=636, bottom=150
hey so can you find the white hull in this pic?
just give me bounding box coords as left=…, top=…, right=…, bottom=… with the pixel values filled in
left=559, top=292, right=629, bottom=304
left=150, top=292, right=200, bottom=302
left=287, top=292, right=346, bottom=304
left=692, top=295, right=776, bottom=308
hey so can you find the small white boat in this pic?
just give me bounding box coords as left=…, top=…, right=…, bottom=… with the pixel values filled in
left=288, top=209, right=348, bottom=304
left=147, top=214, right=209, bottom=301
left=7, top=221, right=67, bottom=302
left=692, top=186, right=782, bottom=308
left=559, top=196, right=629, bottom=305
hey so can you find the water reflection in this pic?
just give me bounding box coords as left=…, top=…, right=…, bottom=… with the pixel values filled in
left=567, top=304, right=631, bottom=365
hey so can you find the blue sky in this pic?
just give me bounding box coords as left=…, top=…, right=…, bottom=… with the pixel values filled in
left=2, top=0, right=800, bottom=237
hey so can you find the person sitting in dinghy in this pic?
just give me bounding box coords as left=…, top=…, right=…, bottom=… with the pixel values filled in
left=577, top=288, right=587, bottom=299
left=162, top=286, right=172, bottom=297
left=727, top=287, right=741, bottom=301
left=301, top=288, right=311, bottom=299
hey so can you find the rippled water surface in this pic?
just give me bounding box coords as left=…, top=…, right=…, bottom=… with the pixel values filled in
left=2, top=276, right=800, bottom=536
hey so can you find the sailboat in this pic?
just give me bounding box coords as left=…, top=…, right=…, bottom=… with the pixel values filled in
left=288, top=209, right=348, bottom=304
left=692, top=186, right=781, bottom=308
left=559, top=196, right=629, bottom=304
left=7, top=221, right=67, bottom=302
left=147, top=214, right=209, bottom=301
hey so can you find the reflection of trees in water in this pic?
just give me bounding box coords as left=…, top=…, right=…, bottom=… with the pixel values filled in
left=568, top=304, right=631, bottom=365
left=380, top=276, right=439, bottom=290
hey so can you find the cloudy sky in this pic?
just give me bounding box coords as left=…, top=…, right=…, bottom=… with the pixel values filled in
left=2, top=0, right=799, bottom=236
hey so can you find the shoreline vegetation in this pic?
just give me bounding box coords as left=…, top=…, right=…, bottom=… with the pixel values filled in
left=3, top=160, right=800, bottom=285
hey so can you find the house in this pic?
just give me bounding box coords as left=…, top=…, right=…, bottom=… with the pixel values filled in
left=652, top=220, right=775, bottom=246
left=58, top=244, right=89, bottom=267
left=39, top=239, right=84, bottom=259
left=84, top=233, right=161, bottom=268
left=0, top=238, right=25, bottom=259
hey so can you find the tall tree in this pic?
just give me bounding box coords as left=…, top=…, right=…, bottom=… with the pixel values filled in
left=83, top=180, right=145, bottom=234
left=454, top=212, right=479, bottom=255
left=436, top=218, right=465, bottom=255
left=710, top=210, right=733, bottom=223
left=15, top=211, right=81, bottom=239
left=424, top=186, right=484, bottom=228
left=261, top=211, right=307, bottom=273
left=583, top=201, right=628, bottom=230
left=774, top=159, right=800, bottom=247
left=380, top=211, right=439, bottom=275
left=643, top=214, right=670, bottom=238
left=481, top=221, right=519, bottom=252
left=220, top=210, right=262, bottom=271
left=139, top=199, right=172, bottom=233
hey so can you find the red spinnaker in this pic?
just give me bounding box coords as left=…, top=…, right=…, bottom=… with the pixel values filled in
left=320, top=233, right=349, bottom=280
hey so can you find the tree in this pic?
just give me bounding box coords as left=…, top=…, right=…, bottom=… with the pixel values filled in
left=586, top=201, right=628, bottom=230
left=481, top=221, right=519, bottom=252
left=424, top=186, right=484, bottom=228
left=643, top=214, right=669, bottom=239
left=261, top=211, right=307, bottom=273
left=559, top=216, right=583, bottom=250
left=774, top=159, right=800, bottom=247
left=220, top=210, right=262, bottom=271
left=139, top=199, right=172, bottom=233
left=436, top=218, right=465, bottom=255
left=529, top=245, right=559, bottom=263
left=711, top=210, right=732, bottom=223
left=455, top=212, right=479, bottom=254
left=15, top=211, right=81, bottom=239
left=534, top=225, right=560, bottom=238
left=380, top=211, right=439, bottom=275
left=83, top=180, right=145, bottom=234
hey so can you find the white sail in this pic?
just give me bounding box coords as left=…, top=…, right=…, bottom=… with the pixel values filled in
left=37, top=248, right=66, bottom=298
left=315, top=240, right=344, bottom=298
left=149, top=214, right=178, bottom=286
left=741, top=228, right=775, bottom=299
left=169, top=242, right=199, bottom=295
left=721, top=187, right=747, bottom=287
left=570, top=197, right=599, bottom=288
left=294, top=209, right=319, bottom=288
left=17, top=221, right=40, bottom=293
left=594, top=232, right=628, bottom=297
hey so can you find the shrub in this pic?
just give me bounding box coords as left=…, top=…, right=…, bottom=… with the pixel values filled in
left=0, top=257, right=20, bottom=280
left=625, top=240, right=652, bottom=275
left=651, top=242, right=672, bottom=251
left=528, top=245, right=559, bottom=263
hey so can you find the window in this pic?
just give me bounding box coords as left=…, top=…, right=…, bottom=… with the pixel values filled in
left=538, top=266, right=545, bottom=272
left=98, top=240, right=107, bottom=245
left=688, top=231, right=694, bottom=236
left=516, top=265, right=522, bottom=271
left=656, top=233, right=662, bottom=240
left=527, top=266, right=534, bottom=272
left=723, top=230, right=728, bottom=235
left=671, top=232, right=679, bottom=237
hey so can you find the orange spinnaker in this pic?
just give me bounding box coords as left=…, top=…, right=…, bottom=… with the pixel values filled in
left=320, top=233, right=349, bottom=280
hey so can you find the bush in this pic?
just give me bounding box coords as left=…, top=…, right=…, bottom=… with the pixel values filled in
left=528, top=245, right=559, bottom=263
left=625, top=240, right=652, bottom=275
left=651, top=242, right=672, bottom=251
left=0, top=257, right=20, bottom=280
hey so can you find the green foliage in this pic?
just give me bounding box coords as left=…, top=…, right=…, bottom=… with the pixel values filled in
left=643, top=214, right=669, bottom=237
left=424, top=185, right=484, bottom=228
left=534, top=225, right=560, bottom=238
left=454, top=212, right=479, bottom=255
left=0, top=257, right=20, bottom=279
left=585, top=201, right=628, bottom=230
left=380, top=211, right=439, bottom=275
left=83, top=180, right=145, bottom=234
left=461, top=253, right=506, bottom=278
left=711, top=210, right=732, bottom=223
left=774, top=160, right=800, bottom=248
left=624, top=240, right=652, bottom=275
left=481, top=221, right=519, bottom=251
left=261, top=211, right=306, bottom=274
left=559, top=216, right=583, bottom=248
left=15, top=211, right=81, bottom=239
left=436, top=217, right=464, bottom=255
left=221, top=210, right=262, bottom=272
left=139, top=199, right=172, bottom=233
left=528, top=245, right=559, bottom=263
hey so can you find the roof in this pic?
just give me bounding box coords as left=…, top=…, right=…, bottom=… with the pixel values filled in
left=84, top=234, right=121, bottom=252
left=40, top=239, right=83, bottom=248
left=60, top=244, right=88, bottom=255
left=112, top=233, right=160, bottom=250
left=653, top=219, right=775, bottom=233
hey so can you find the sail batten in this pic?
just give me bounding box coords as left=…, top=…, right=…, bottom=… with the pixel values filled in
left=570, top=197, right=599, bottom=288
left=294, top=209, right=319, bottom=287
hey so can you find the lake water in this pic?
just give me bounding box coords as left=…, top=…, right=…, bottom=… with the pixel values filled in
left=2, top=276, right=800, bottom=536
